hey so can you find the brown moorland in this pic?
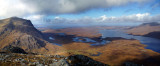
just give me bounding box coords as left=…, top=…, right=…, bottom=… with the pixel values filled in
left=42, top=25, right=160, bottom=65
left=51, top=40, right=160, bottom=66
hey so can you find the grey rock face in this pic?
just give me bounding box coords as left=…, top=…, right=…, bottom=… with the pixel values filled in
left=0, top=52, right=109, bottom=66
left=50, top=59, right=70, bottom=66
left=2, top=45, right=27, bottom=54
left=68, top=55, right=108, bottom=66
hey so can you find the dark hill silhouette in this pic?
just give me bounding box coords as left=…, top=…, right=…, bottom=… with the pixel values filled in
left=144, top=31, right=160, bottom=39
left=140, top=22, right=160, bottom=26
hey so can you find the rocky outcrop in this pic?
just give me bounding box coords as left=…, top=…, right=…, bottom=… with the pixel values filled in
left=2, top=45, right=27, bottom=54
left=68, top=55, right=108, bottom=66
left=50, top=59, right=70, bottom=66
left=0, top=52, right=108, bottom=66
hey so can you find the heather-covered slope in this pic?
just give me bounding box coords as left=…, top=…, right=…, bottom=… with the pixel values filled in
left=0, top=17, right=61, bottom=53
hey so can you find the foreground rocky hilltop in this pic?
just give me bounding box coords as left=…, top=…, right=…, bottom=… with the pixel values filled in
left=0, top=52, right=108, bottom=66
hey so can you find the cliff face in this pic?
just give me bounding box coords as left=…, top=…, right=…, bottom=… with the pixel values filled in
left=0, top=17, right=46, bottom=52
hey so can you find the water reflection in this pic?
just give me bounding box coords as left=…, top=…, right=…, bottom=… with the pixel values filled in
left=49, top=37, right=55, bottom=40
left=100, top=30, right=160, bottom=52
left=90, top=40, right=110, bottom=46
left=90, top=52, right=102, bottom=56
left=73, top=37, right=111, bottom=46
left=73, top=37, right=96, bottom=43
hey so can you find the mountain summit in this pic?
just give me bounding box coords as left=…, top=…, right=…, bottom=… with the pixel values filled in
left=140, top=22, right=160, bottom=26
left=0, top=17, right=43, bottom=37
left=0, top=17, right=51, bottom=53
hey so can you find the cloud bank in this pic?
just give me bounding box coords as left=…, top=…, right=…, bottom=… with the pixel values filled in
left=0, top=0, right=35, bottom=17
left=0, top=0, right=150, bottom=17
left=22, top=0, right=149, bottom=14
left=25, top=13, right=159, bottom=27
left=40, top=13, right=160, bottom=24
left=1, top=0, right=159, bottom=26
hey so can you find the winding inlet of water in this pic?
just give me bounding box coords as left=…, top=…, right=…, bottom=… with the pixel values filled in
left=100, top=29, right=160, bottom=53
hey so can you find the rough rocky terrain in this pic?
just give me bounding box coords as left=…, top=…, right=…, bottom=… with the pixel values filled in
left=0, top=52, right=108, bottom=66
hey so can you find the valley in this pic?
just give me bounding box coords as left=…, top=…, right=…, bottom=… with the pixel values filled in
left=0, top=17, right=160, bottom=66
left=1, top=0, right=160, bottom=66
left=42, top=23, right=160, bottom=65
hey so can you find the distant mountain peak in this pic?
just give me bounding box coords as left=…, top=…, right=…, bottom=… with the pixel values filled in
left=7, top=17, right=27, bottom=21
left=0, top=17, right=40, bottom=37
left=141, top=22, right=160, bottom=26
left=10, top=16, right=21, bottom=19
left=9, top=17, right=32, bottom=26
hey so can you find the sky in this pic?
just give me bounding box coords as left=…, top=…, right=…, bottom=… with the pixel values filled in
left=0, top=0, right=160, bottom=27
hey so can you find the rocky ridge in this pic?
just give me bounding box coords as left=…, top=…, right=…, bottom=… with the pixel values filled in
left=0, top=52, right=108, bottom=66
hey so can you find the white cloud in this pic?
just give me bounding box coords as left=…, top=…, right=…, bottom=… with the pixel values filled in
left=44, top=13, right=160, bottom=25
left=54, top=16, right=60, bottom=19
left=25, top=15, right=44, bottom=20
left=101, top=15, right=107, bottom=21
left=1, top=0, right=158, bottom=25
left=0, top=0, right=35, bottom=17
left=23, top=14, right=44, bottom=24
left=21, top=0, right=150, bottom=14
left=0, top=0, right=151, bottom=18
left=95, top=13, right=153, bottom=22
